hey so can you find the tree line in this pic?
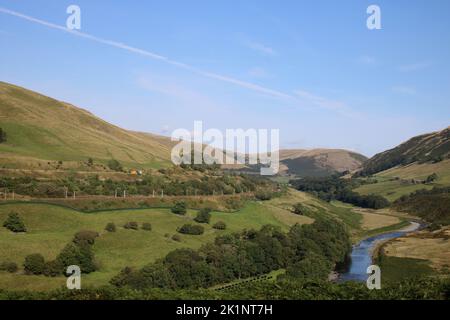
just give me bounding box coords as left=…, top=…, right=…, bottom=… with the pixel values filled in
left=290, top=176, right=390, bottom=209
left=110, top=218, right=352, bottom=290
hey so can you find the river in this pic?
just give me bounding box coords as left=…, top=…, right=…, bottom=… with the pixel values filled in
left=339, top=222, right=421, bottom=282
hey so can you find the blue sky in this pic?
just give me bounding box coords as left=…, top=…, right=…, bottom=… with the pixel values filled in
left=1, top=0, right=449, bottom=156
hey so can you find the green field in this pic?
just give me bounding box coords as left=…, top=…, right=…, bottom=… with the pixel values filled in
left=377, top=255, right=434, bottom=284
left=355, top=160, right=450, bottom=202
left=0, top=186, right=417, bottom=291
left=0, top=192, right=316, bottom=291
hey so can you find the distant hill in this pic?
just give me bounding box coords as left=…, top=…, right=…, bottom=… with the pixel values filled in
left=354, top=127, right=450, bottom=202
left=0, top=81, right=174, bottom=169
left=279, top=149, right=367, bottom=177
left=359, top=127, right=450, bottom=176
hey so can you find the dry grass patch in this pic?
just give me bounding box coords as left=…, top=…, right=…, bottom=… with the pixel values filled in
left=382, top=227, right=450, bottom=270
left=353, top=208, right=401, bottom=230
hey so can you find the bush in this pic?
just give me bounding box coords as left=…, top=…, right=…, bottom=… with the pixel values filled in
left=212, top=221, right=227, bottom=230
left=172, top=234, right=182, bottom=242
left=73, top=231, right=99, bottom=246
left=177, top=224, right=204, bottom=235
left=43, top=260, right=63, bottom=277
left=107, top=159, right=123, bottom=172
left=171, top=201, right=187, bottom=215
left=293, top=203, right=308, bottom=215
left=255, top=190, right=272, bottom=201
left=23, top=254, right=45, bottom=275
left=124, top=222, right=139, bottom=230
left=0, top=262, right=18, bottom=273
left=56, top=243, right=97, bottom=274
left=426, top=173, right=438, bottom=184
left=0, top=127, right=6, bottom=143
left=142, top=223, right=152, bottom=231
left=105, top=222, right=116, bottom=232
left=194, top=208, right=211, bottom=224
left=3, top=212, right=26, bottom=233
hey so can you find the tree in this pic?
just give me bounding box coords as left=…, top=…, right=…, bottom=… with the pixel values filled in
left=293, top=203, right=308, bottom=215
left=124, top=221, right=139, bottom=230
left=73, top=230, right=99, bottom=246
left=3, top=212, right=27, bottom=233
left=426, top=173, right=438, bottom=184
left=177, top=224, right=204, bottom=235
left=0, top=262, right=18, bottom=273
left=43, top=260, right=63, bottom=277
left=87, top=158, right=94, bottom=166
left=212, top=221, right=227, bottom=230
left=23, top=254, right=45, bottom=275
left=194, top=208, right=211, bottom=224
left=171, top=201, right=187, bottom=215
left=142, top=223, right=152, bottom=231
left=0, top=128, right=6, bottom=143
left=255, top=190, right=272, bottom=201
left=172, top=234, right=182, bottom=242
left=107, top=159, right=123, bottom=172
left=105, top=222, right=116, bottom=232
left=56, top=243, right=97, bottom=274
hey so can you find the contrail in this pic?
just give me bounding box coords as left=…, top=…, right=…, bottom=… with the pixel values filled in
left=0, top=7, right=293, bottom=100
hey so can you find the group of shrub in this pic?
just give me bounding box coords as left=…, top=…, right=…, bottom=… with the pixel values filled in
left=172, top=204, right=227, bottom=233
left=171, top=201, right=187, bottom=215
left=2, top=212, right=26, bottom=233
left=177, top=224, right=204, bottom=235
left=22, top=230, right=99, bottom=277
left=104, top=222, right=152, bottom=232
left=111, top=219, right=352, bottom=290
left=292, top=203, right=309, bottom=216
left=194, top=208, right=211, bottom=224
left=0, top=261, right=18, bottom=273
left=291, top=176, right=390, bottom=209
left=122, top=222, right=152, bottom=231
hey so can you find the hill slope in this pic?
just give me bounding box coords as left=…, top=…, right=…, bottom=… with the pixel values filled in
left=359, top=127, right=450, bottom=176
left=0, top=82, right=173, bottom=169
left=279, top=149, right=367, bottom=177
left=354, top=126, right=450, bottom=202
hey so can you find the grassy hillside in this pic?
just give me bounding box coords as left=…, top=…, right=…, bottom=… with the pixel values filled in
left=0, top=190, right=314, bottom=291
left=279, top=149, right=367, bottom=177
left=359, top=127, right=450, bottom=176
left=0, top=82, right=173, bottom=170
left=0, top=188, right=401, bottom=291
left=355, top=159, right=450, bottom=201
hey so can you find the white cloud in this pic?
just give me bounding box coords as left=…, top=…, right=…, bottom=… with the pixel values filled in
left=0, top=7, right=290, bottom=100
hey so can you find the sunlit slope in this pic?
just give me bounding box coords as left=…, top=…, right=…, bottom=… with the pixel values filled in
left=279, top=149, right=367, bottom=177
left=0, top=82, right=173, bottom=168
left=360, top=127, right=450, bottom=176
left=355, top=159, right=450, bottom=202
